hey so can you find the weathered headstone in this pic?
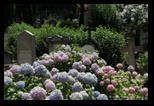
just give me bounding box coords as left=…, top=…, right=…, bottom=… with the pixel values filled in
left=81, top=45, right=95, bottom=54
left=48, top=35, right=69, bottom=53
left=4, top=51, right=12, bottom=64
left=17, top=30, right=36, bottom=65
left=120, top=37, right=143, bottom=67
left=4, top=51, right=13, bottom=71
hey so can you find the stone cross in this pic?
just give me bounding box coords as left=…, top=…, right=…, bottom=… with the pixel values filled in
left=82, top=20, right=97, bottom=54
left=120, top=37, right=143, bottom=67
left=83, top=20, right=96, bottom=40
left=17, top=30, right=36, bottom=65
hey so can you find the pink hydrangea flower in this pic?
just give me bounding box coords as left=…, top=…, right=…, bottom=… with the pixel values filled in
left=143, top=73, right=148, bottom=80
left=136, top=74, right=141, bottom=78
left=132, top=71, right=138, bottom=77
left=106, top=84, right=115, bottom=92
left=104, top=73, right=108, bottom=78
left=116, top=63, right=123, bottom=69
left=129, top=87, right=135, bottom=94
left=30, top=86, right=47, bottom=100
left=97, top=70, right=104, bottom=76
left=45, top=81, right=56, bottom=91
left=99, top=81, right=104, bottom=86
left=139, top=87, right=148, bottom=95
left=105, top=78, right=110, bottom=83
left=103, top=66, right=115, bottom=72
left=134, top=86, right=140, bottom=91
left=123, top=88, right=129, bottom=92
left=111, top=80, right=117, bottom=86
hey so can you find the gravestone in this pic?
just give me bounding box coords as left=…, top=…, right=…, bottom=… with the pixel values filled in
left=82, top=45, right=95, bottom=54
left=4, top=51, right=12, bottom=64
left=4, top=51, right=13, bottom=71
left=17, top=30, right=36, bottom=65
left=120, top=37, right=143, bottom=67
left=48, top=35, right=69, bottom=53
left=81, top=20, right=97, bottom=54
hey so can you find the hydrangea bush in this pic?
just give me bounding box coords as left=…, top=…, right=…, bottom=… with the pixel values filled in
left=4, top=45, right=148, bottom=100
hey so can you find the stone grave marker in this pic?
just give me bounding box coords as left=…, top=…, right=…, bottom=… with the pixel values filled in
left=120, top=37, right=143, bottom=67
left=4, top=51, right=13, bottom=71
left=48, top=35, right=69, bottom=53
left=17, top=30, right=36, bottom=65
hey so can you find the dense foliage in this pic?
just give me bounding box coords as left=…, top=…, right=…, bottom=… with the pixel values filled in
left=136, top=51, right=148, bottom=74
left=5, top=22, right=126, bottom=66
left=118, top=4, right=148, bottom=34
left=90, top=4, right=122, bottom=32
left=4, top=45, right=148, bottom=100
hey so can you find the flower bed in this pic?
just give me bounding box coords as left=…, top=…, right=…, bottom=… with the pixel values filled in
left=4, top=45, right=148, bottom=100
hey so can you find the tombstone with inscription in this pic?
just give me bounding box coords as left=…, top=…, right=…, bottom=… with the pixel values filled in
left=48, top=35, right=69, bottom=53
left=81, top=20, right=97, bottom=54
left=17, top=30, right=36, bottom=65
left=120, top=37, right=143, bottom=67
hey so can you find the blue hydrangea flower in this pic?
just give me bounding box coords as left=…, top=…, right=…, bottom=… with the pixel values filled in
left=61, top=54, right=69, bottom=62
left=16, top=81, right=25, bottom=88
left=90, top=52, right=98, bottom=61
left=80, top=91, right=89, bottom=100
left=127, top=65, right=135, bottom=71
left=70, top=92, right=83, bottom=100
left=53, top=53, right=62, bottom=62
left=33, top=61, right=40, bottom=68
left=79, top=65, right=86, bottom=72
left=92, top=91, right=100, bottom=97
left=83, top=57, right=91, bottom=65
left=44, top=70, right=52, bottom=79
left=18, top=63, right=34, bottom=75
left=68, top=75, right=76, bottom=84
left=34, top=65, right=48, bottom=75
left=77, top=72, right=86, bottom=82
left=22, top=93, right=32, bottom=100
left=72, top=82, right=82, bottom=92
left=83, top=72, right=98, bottom=85
left=96, top=94, right=108, bottom=100
left=68, top=69, right=79, bottom=77
left=56, top=72, right=68, bottom=82
left=61, top=45, right=66, bottom=49
left=65, top=45, right=71, bottom=52
left=91, top=63, right=99, bottom=71
left=4, top=70, right=13, bottom=78
left=41, top=53, right=50, bottom=60
left=50, top=89, right=63, bottom=100
left=72, top=62, right=81, bottom=70
left=4, top=76, right=12, bottom=89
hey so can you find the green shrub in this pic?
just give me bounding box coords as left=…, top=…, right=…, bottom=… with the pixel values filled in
left=90, top=4, right=122, bottom=32
left=56, top=19, right=79, bottom=29
left=136, top=51, right=148, bottom=74
left=6, top=23, right=126, bottom=66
